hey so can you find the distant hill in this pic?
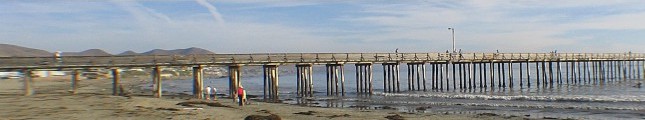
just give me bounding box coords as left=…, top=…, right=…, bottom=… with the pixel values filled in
left=141, top=47, right=214, bottom=55
left=62, top=49, right=112, bottom=56
left=0, top=44, right=52, bottom=57
left=118, top=50, right=139, bottom=55
left=0, top=44, right=215, bottom=57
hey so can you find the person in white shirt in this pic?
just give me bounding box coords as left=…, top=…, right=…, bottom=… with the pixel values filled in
left=205, top=86, right=212, bottom=100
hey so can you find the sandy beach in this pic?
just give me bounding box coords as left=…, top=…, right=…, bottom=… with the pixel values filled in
left=0, top=76, right=524, bottom=120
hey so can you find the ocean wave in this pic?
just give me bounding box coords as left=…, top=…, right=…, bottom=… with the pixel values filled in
left=374, top=92, right=645, bottom=102
left=376, top=100, right=644, bottom=111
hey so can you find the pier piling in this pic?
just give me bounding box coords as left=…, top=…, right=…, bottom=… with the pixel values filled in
left=193, top=66, right=203, bottom=99
left=112, top=68, right=121, bottom=96
left=71, top=69, right=80, bottom=94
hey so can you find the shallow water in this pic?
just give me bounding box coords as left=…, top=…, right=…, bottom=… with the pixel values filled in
left=149, top=63, right=645, bottom=119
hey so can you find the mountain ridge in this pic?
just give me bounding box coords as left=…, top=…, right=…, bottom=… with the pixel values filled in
left=0, top=44, right=215, bottom=57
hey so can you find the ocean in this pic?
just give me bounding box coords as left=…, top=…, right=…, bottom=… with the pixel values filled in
left=149, top=64, right=645, bottom=119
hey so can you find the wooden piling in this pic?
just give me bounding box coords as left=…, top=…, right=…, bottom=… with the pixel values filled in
left=470, top=62, right=475, bottom=89
left=548, top=61, right=554, bottom=87
left=498, top=62, right=503, bottom=88
left=501, top=62, right=506, bottom=88
left=327, top=65, right=331, bottom=95
left=572, top=61, right=577, bottom=84
left=355, top=64, right=360, bottom=94
left=508, top=61, right=513, bottom=88
left=565, top=61, right=570, bottom=84
left=541, top=60, right=547, bottom=87
left=479, top=62, right=484, bottom=88
left=395, top=64, right=400, bottom=92
left=407, top=64, right=412, bottom=91
left=113, top=68, right=121, bottom=96
left=383, top=64, right=388, bottom=92
left=154, top=66, right=162, bottom=98
left=228, top=66, right=241, bottom=99
left=431, top=63, right=437, bottom=90
left=557, top=60, right=562, bottom=84
left=601, top=61, right=605, bottom=82
left=23, top=69, right=33, bottom=96
left=71, top=69, right=80, bottom=94
left=579, top=61, right=584, bottom=83
left=452, top=62, right=457, bottom=90
left=338, top=64, right=345, bottom=96
left=490, top=61, right=495, bottom=89
left=296, top=64, right=313, bottom=97
left=642, top=60, right=645, bottom=80
left=355, top=63, right=372, bottom=94
left=270, top=66, right=274, bottom=98
left=526, top=60, right=531, bottom=87
left=417, top=64, right=422, bottom=91
left=274, top=66, right=280, bottom=99
left=585, top=60, right=591, bottom=83
left=519, top=61, right=523, bottom=87
left=459, top=63, right=464, bottom=89
left=483, top=61, right=488, bottom=88
left=536, top=61, right=540, bottom=86
left=308, top=65, right=314, bottom=96
left=593, top=61, right=598, bottom=83
left=422, top=64, right=427, bottom=91
left=335, top=65, right=340, bottom=96
left=441, top=63, right=446, bottom=90
left=193, top=66, right=204, bottom=99
left=368, top=64, right=373, bottom=94
left=609, top=61, right=613, bottom=81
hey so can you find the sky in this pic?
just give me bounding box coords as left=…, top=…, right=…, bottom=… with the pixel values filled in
left=1, top=0, right=645, bottom=54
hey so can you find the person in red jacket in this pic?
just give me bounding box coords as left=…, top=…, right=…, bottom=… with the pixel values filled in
left=237, top=86, right=245, bottom=106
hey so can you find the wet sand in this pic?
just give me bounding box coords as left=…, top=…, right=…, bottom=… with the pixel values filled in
left=0, top=76, right=523, bottom=120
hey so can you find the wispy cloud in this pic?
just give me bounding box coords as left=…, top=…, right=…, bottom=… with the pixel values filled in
left=195, top=0, right=225, bottom=25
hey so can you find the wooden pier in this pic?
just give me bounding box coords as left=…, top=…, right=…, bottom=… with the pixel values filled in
left=2, top=52, right=644, bottom=99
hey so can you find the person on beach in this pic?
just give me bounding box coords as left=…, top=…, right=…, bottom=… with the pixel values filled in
left=237, top=86, right=246, bottom=106
left=205, top=86, right=212, bottom=100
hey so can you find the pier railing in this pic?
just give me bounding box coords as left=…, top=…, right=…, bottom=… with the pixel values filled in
left=1, top=53, right=644, bottom=69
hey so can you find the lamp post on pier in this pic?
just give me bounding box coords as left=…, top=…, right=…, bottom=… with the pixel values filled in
left=448, top=27, right=455, bottom=53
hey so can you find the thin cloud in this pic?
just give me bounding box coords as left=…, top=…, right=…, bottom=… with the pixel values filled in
left=195, top=0, right=225, bottom=25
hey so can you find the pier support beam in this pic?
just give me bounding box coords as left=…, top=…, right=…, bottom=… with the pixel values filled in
left=192, top=66, right=203, bottom=99
left=263, top=65, right=279, bottom=101
left=326, top=64, right=345, bottom=96
left=489, top=61, right=495, bottom=89
left=508, top=61, right=513, bottom=88
left=355, top=63, right=373, bottom=94
left=526, top=60, right=531, bottom=87
left=431, top=63, right=437, bottom=90
left=407, top=63, right=425, bottom=91
left=153, top=66, right=162, bottom=98
left=23, top=69, right=33, bottom=96
left=112, top=68, right=121, bottom=96
left=296, top=64, right=313, bottom=97
left=229, top=65, right=242, bottom=99
left=382, top=63, right=400, bottom=93
left=71, top=69, right=80, bottom=94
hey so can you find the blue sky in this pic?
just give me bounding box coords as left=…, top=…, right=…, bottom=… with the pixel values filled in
left=1, top=0, right=645, bottom=54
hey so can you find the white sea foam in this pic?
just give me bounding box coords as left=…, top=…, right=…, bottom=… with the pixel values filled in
left=374, top=92, right=645, bottom=102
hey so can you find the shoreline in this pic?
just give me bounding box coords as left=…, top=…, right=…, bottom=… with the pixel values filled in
left=0, top=77, right=526, bottom=120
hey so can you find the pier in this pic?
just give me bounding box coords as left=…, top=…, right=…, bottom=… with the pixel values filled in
left=1, top=52, right=644, bottom=99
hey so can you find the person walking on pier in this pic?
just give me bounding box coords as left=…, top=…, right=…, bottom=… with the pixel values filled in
left=205, top=86, right=212, bottom=100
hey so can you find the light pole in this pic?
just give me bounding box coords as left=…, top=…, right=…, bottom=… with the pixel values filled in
left=448, top=27, right=455, bottom=53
